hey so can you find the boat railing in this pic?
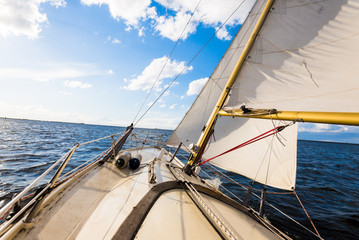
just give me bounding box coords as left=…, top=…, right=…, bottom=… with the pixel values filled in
left=199, top=163, right=323, bottom=240
left=0, top=147, right=74, bottom=219
left=0, top=127, right=186, bottom=235
left=127, top=133, right=166, bottom=149
left=0, top=128, right=133, bottom=233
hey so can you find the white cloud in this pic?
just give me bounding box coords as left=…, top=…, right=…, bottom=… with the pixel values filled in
left=180, top=95, right=184, bottom=99
left=123, top=56, right=192, bottom=91
left=59, top=90, right=72, bottom=95
left=48, top=0, right=67, bottom=7
left=135, top=116, right=182, bottom=129
left=112, top=38, right=121, bottom=44
left=108, top=69, right=114, bottom=74
left=155, top=0, right=256, bottom=41
left=157, top=0, right=254, bottom=25
left=138, top=27, right=145, bottom=37
left=146, top=6, right=157, bottom=19
left=215, top=27, right=231, bottom=41
left=0, top=63, right=104, bottom=82
left=164, top=81, right=179, bottom=88
left=81, top=0, right=151, bottom=28
left=155, top=10, right=197, bottom=41
left=298, top=123, right=359, bottom=133
left=0, top=101, right=97, bottom=124
left=163, top=90, right=170, bottom=97
left=147, top=101, right=154, bottom=107
left=64, top=80, right=92, bottom=89
left=81, top=0, right=255, bottom=41
left=186, top=77, right=208, bottom=96
left=169, top=104, right=176, bottom=110
left=0, top=0, right=66, bottom=39
left=159, top=104, right=166, bottom=108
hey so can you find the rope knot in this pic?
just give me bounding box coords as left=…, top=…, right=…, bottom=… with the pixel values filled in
left=277, top=126, right=286, bottom=132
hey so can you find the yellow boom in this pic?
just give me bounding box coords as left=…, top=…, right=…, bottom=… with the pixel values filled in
left=219, top=109, right=359, bottom=126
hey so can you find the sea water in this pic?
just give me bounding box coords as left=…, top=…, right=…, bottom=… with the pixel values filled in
left=0, top=118, right=358, bottom=239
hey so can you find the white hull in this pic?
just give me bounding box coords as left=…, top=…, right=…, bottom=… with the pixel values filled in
left=1, top=147, right=289, bottom=240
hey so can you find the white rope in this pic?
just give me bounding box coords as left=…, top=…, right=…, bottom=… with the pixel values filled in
left=173, top=170, right=237, bottom=239
left=185, top=181, right=238, bottom=240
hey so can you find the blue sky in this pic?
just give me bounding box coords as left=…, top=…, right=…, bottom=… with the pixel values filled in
left=0, top=0, right=358, bottom=143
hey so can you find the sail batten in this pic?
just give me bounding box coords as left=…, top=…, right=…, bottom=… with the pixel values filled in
left=168, top=0, right=359, bottom=191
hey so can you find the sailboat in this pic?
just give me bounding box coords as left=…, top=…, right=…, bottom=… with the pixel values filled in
left=0, top=0, right=358, bottom=239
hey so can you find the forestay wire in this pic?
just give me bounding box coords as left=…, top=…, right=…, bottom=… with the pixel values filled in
left=132, top=0, right=202, bottom=124
left=133, top=0, right=248, bottom=127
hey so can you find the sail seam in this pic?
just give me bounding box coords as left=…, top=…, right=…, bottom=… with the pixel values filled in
left=229, top=87, right=359, bottom=105
left=253, top=31, right=359, bottom=55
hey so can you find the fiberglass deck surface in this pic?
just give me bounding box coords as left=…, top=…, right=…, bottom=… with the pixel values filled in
left=9, top=148, right=282, bottom=240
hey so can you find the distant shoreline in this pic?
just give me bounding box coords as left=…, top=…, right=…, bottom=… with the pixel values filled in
left=2, top=117, right=358, bottom=145
left=0, top=117, right=172, bottom=131
left=298, top=139, right=358, bottom=145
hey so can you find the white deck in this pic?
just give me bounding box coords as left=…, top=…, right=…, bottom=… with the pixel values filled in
left=4, top=148, right=284, bottom=240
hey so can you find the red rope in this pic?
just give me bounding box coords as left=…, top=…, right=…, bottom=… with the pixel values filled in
left=198, top=125, right=284, bottom=166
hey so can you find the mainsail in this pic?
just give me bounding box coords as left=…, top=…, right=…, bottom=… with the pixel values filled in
left=168, top=0, right=359, bottom=190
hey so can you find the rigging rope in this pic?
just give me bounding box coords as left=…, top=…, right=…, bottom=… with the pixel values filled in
left=199, top=125, right=287, bottom=166
left=132, top=0, right=202, bottom=124
left=134, top=0, right=248, bottom=126
left=294, top=191, right=323, bottom=239
left=201, top=163, right=322, bottom=239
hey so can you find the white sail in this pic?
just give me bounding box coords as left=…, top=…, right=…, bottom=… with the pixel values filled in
left=206, top=117, right=298, bottom=190
left=227, top=0, right=359, bottom=112
left=168, top=0, right=359, bottom=190
left=167, top=0, right=266, bottom=150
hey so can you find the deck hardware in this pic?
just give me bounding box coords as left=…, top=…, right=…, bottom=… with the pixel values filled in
left=243, top=183, right=253, bottom=206
left=102, top=124, right=134, bottom=162
left=169, top=143, right=182, bottom=162
left=111, top=135, right=116, bottom=159
left=259, top=187, right=267, bottom=217
left=129, top=154, right=142, bottom=170
left=25, top=144, right=79, bottom=222
left=148, top=159, right=157, bottom=184
left=115, top=152, right=131, bottom=169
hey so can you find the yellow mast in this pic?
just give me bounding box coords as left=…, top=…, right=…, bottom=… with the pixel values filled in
left=184, top=0, right=275, bottom=173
